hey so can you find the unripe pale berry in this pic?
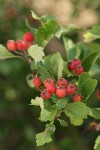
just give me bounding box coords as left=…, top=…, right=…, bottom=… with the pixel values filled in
left=44, top=78, right=55, bottom=88
left=7, top=40, right=16, bottom=51
left=56, top=86, right=66, bottom=98
left=47, top=84, right=56, bottom=94
left=66, top=83, right=77, bottom=95
left=24, top=32, right=34, bottom=43
left=96, top=90, right=100, bottom=99
left=40, top=89, right=51, bottom=100
left=73, top=93, right=82, bottom=102
left=33, top=77, right=42, bottom=87
left=74, top=65, right=84, bottom=75
left=16, top=39, right=27, bottom=51
left=57, top=78, right=68, bottom=87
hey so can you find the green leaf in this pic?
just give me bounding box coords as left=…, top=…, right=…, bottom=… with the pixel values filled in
left=30, top=60, right=36, bottom=71
left=58, top=119, right=68, bottom=127
left=94, top=136, right=100, bottom=150
left=45, top=122, right=55, bottom=135
left=31, top=10, right=39, bottom=20
left=62, top=37, right=77, bottom=61
left=56, top=98, right=68, bottom=110
left=26, top=74, right=34, bottom=88
left=84, top=25, right=100, bottom=42
left=81, top=79, right=97, bottom=101
left=36, top=131, right=52, bottom=146
left=28, top=45, right=45, bottom=63
left=50, top=52, right=64, bottom=79
left=36, top=122, right=55, bottom=146
left=82, top=51, right=100, bottom=72
left=39, top=105, right=57, bottom=122
left=31, top=10, right=56, bottom=24
left=78, top=72, right=90, bottom=91
left=30, top=97, right=44, bottom=110
left=0, top=44, right=20, bottom=60
left=90, top=108, right=100, bottom=119
left=64, top=102, right=90, bottom=126
left=38, top=65, right=51, bottom=81
left=56, top=25, right=83, bottom=39
left=35, top=19, right=60, bottom=47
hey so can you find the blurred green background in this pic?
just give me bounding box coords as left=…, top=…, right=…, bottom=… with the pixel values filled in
left=0, top=0, right=100, bottom=150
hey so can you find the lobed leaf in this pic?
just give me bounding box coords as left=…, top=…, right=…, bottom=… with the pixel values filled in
left=39, top=105, right=57, bottom=122
left=64, top=102, right=90, bottom=126
left=55, top=98, right=68, bottom=111
left=30, top=97, right=44, bottom=110
left=35, top=19, right=60, bottom=47
left=28, top=45, right=45, bottom=63
left=36, top=122, right=55, bottom=146
left=58, top=119, right=68, bottom=127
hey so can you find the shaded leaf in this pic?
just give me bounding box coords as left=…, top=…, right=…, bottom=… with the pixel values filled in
left=82, top=51, right=100, bottom=72
left=81, top=79, right=97, bottom=101
left=78, top=72, right=90, bottom=91
left=50, top=52, right=64, bottom=79
left=57, top=25, right=83, bottom=39
left=38, top=65, right=52, bottom=81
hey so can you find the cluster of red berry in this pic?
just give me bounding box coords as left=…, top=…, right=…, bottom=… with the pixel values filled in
left=68, top=59, right=84, bottom=75
left=7, top=32, right=34, bottom=51
left=33, top=77, right=83, bottom=102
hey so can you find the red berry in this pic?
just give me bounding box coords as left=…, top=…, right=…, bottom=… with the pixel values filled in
left=68, top=62, right=75, bottom=71
left=73, top=93, right=82, bottom=102
left=27, top=43, right=33, bottom=49
left=16, top=39, right=27, bottom=51
left=44, top=78, right=55, bottom=88
left=7, top=40, right=16, bottom=51
left=66, top=83, right=77, bottom=95
left=96, top=90, right=100, bottom=99
left=57, top=78, right=68, bottom=87
left=33, top=77, right=42, bottom=87
left=24, top=32, right=34, bottom=43
left=56, top=86, right=66, bottom=98
left=73, top=59, right=81, bottom=66
left=47, top=85, right=56, bottom=94
left=40, top=89, right=51, bottom=100
left=68, top=59, right=81, bottom=71
left=74, top=65, right=84, bottom=75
